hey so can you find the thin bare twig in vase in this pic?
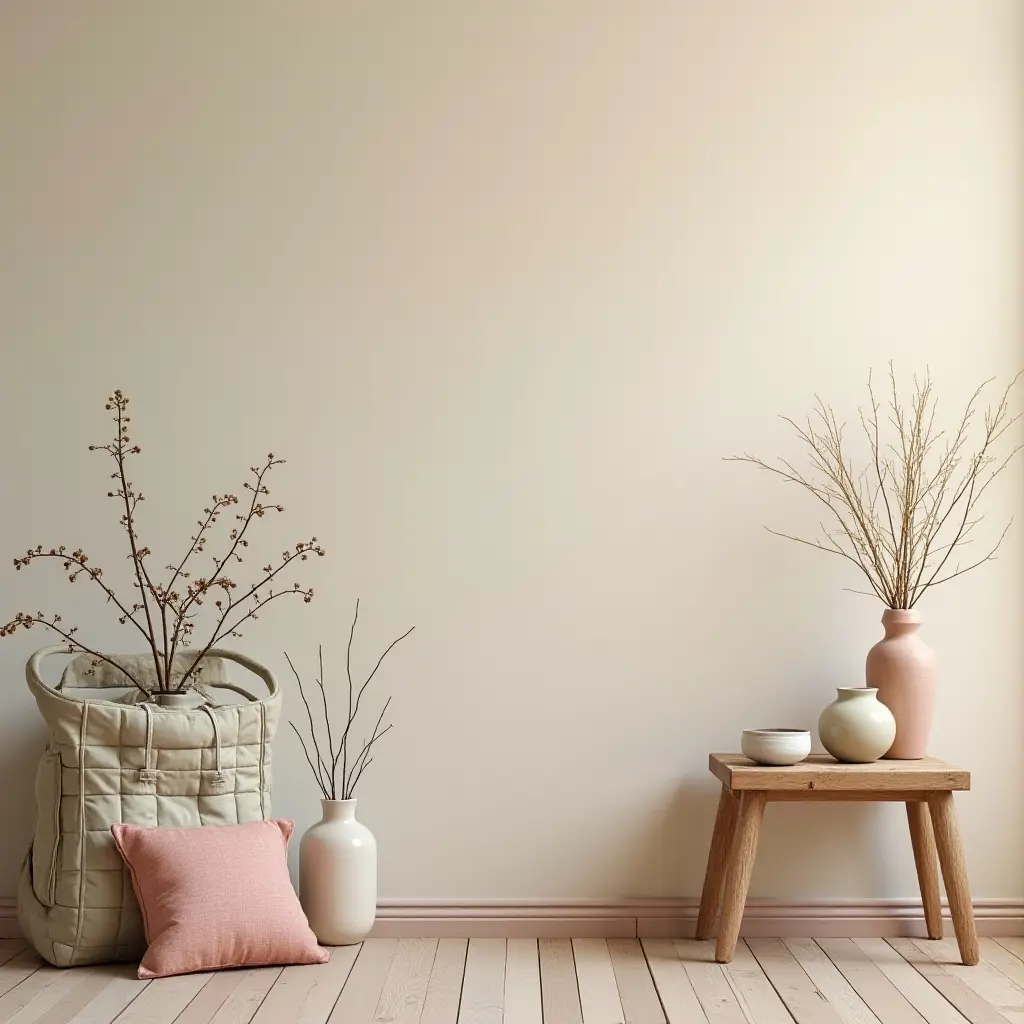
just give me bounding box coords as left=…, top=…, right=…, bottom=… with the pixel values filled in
left=287, top=601, right=415, bottom=800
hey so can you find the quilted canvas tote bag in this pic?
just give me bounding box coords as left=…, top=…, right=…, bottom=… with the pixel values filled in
left=18, top=645, right=282, bottom=967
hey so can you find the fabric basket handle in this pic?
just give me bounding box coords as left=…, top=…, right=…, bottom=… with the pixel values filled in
left=26, top=645, right=279, bottom=702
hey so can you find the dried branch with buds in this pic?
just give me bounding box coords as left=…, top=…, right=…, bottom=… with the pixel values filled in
left=288, top=601, right=414, bottom=801
left=1, top=390, right=325, bottom=693
left=729, top=367, right=1021, bottom=609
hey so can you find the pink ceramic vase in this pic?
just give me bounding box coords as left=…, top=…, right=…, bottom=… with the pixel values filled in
left=865, top=608, right=937, bottom=759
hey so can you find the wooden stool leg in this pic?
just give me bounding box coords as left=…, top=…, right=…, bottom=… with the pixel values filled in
left=697, top=786, right=738, bottom=939
left=907, top=800, right=943, bottom=940
left=927, top=791, right=979, bottom=965
left=716, top=790, right=766, bottom=964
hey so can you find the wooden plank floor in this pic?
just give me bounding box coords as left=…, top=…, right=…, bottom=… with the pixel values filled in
left=2, top=937, right=1024, bottom=1024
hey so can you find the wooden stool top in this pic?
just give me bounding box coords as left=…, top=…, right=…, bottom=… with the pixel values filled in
left=710, top=753, right=969, bottom=793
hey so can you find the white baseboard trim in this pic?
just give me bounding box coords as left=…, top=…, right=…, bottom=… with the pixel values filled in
left=3, top=897, right=1021, bottom=941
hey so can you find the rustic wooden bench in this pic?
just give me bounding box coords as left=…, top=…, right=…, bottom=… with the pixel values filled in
left=697, top=754, right=977, bottom=965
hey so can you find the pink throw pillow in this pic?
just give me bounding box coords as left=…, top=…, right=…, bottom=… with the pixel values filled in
left=111, top=819, right=328, bottom=979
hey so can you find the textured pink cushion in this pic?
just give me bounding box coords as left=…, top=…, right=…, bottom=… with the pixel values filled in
left=111, top=819, right=328, bottom=979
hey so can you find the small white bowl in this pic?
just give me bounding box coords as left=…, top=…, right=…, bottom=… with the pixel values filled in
left=741, top=728, right=811, bottom=766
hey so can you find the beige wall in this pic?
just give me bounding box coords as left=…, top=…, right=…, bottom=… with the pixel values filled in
left=0, top=1, right=1021, bottom=904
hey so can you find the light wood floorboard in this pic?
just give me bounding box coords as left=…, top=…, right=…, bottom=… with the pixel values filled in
left=572, top=939, right=623, bottom=1024
left=503, top=938, right=542, bottom=1024
left=748, top=937, right=845, bottom=1024
left=724, top=939, right=795, bottom=1024
left=785, top=937, right=883, bottom=1024
left=675, top=938, right=750, bottom=1024
left=853, top=939, right=969, bottom=1024
left=887, top=939, right=1009, bottom=1024
left=539, top=938, right=583, bottom=1024
left=420, top=938, right=468, bottom=1024
left=816, top=938, right=928, bottom=1024
left=372, top=938, right=438, bottom=1024
left=608, top=938, right=665, bottom=1024
left=456, top=938, right=505, bottom=1024
left=907, top=939, right=1024, bottom=1024
left=0, top=937, right=1020, bottom=1024
left=641, top=938, right=709, bottom=1024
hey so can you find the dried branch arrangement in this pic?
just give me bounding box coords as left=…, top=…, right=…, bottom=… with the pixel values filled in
left=288, top=600, right=414, bottom=801
left=729, top=367, right=1021, bottom=609
left=1, top=390, right=325, bottom=694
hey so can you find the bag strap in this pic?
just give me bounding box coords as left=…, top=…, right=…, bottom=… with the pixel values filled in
left=26, top=645, right=279, bottom=704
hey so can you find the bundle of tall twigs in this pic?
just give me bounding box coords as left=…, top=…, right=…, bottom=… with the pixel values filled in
left=730, top=367, right=1021, bottom=609
left=1, top=390, right=324, bottom=694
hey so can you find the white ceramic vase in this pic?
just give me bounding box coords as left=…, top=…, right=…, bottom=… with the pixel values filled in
left=299, top=798, right=377, bottom=945
left=152, top=691, right=206, bottom=710
left=818, top=687, right=897, bottom=764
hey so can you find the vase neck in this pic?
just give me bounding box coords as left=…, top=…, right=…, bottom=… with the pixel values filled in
left=835, top=687, right=879, bottom=701
left=321, top=798, right=357, bottom=823
left=881, top=608, right=921, bottom=638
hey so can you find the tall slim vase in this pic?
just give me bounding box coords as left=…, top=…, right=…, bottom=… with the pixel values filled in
left=299, top=799, right=377, bottom=945
left=866, top=608, right=937, bottom=760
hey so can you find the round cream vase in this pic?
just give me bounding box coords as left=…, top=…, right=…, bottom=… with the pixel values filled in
left=818, top=687, right=896, bottom=764
left=740, top=728, right=811, bottom=766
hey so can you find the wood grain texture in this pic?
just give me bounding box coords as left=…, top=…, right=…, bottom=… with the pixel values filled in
left=977, top=938, right=1024, bottom=991
left=723, top=940, right=793, bottom=1024
left=251, top=946, right=360, bottom=1024
left=70, top=971, right=150, bottom=1024
left=4, top=934, right=1024, bottom=1024
left=784, top=938, right=882, bottom=1024
left=887, top=940, right=1006, bottom=1024
left=329, top=940, right=399, bottom=1024
left=996, top=940, right=1024, bottom=973
left=817, top=938, right=928, bottom=1024
left=503, top=938, right=542, bottom=1024
left=640, top=939, right=709, bottom=1024
left=710, top=755, right=969, bottom=792
left=572, top=939, right=623, bottom=1024
left=910, top=938, right=1024, bottom=1024
left=927, top=793, right=979, bottom=965
left=697, top=787, right=738, bottom=940
left=0, top=960, right=82, bottom=1023
left=608, top=938, right=665, bottom=1024
left=420, top=938, right=469, bottom=1024
left=175, top=968, right=281, bottom=1024
left=674, top=939, right=748, bottom=1024
left=765, top=792, right=936, bottom=803
left=0, top=941, right=27, bottom=968
left=458, top=938, right=506, bottom=1024
left=18, top=969, right=115, bottom=1024
left=174, top=971, right=249, bottom=1024
left=853, top=939, right=968, bottom=1024
left=107, top=971, right=215, bottom=1024
left=746, top=938, right=844, bottom=1024
left=907, top=802, right=943, bottom=940
left=372, top=938, right=438, bottom=1023
left=716, top=790, right=766, bottom=963
left=0, top=949, right=45, bottom=998
left=539, top=938, right=583, bottom=1024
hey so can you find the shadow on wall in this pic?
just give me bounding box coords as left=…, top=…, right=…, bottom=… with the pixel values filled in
left=0, top=716, right=47, bottom=892
left=655, top=779, right=894, bottom=899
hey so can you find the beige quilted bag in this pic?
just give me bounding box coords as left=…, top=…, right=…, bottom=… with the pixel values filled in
left=18, top=645, right=281, bottom=967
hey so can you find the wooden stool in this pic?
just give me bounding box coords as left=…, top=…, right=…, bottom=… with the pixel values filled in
left=696, top=754, right=977, bottom=965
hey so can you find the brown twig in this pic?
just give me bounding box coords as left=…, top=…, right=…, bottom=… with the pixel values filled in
left=287, top=604, right=414, bottom=800
left=729, top=368, right=1021, bottom=608
left=2, top=391, right=324, bottom=691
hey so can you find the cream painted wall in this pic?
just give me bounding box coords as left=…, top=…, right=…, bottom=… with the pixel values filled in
left=0, top=1, right=1021, bottom=904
